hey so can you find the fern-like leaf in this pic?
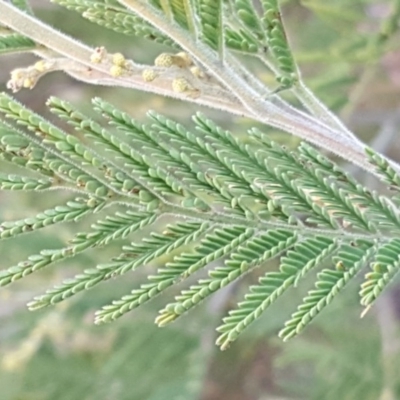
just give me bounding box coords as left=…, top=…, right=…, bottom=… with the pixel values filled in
left=156, top=229, right=298, bottom=326
left=360, top=239, right=400, bottom=309
left=29, top=220, right=205, bottom=310
left=52, top=0, right=176, bottom=46
left=0, top=198, right=103, bottom=240
left=94, top=225, right=254, bottom=323
left=366, top=149, right=400, bottom=189
left=198, top=0, right=223, bottom=54
left=279, top=242, right=376, bottom=341
left=166, top=0, right=196, bottom=32
left=0, top=173, right=53, bottom=191
left=0, top=34, right=36, bottom=55
left=0, top=209, right=155, bottom=288
left=216, top=236, right=337, bottom=350
left=260, top=0, right=297, bottom=88
left=234, top=0, right=266, bottom=42
left=1, top=93, right=399, bottom=346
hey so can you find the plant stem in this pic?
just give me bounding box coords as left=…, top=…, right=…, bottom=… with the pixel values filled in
left=293, top=79, right=361, bottom=144
left=113, top=1, right=374, bottom=169
left=1, top=0, right=400, bottom=177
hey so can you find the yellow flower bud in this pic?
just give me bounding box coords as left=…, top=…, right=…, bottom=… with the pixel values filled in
left=142, top=69, right=158, bottom=82
left=172, top=77, right=192, bottom=93
left=90, top=47, right=106, bottom=64
left=10, top=69, right=24, bottom=81
left=190, top=66, right=205, bottom=79
left=112, top=52, right=126, bottom=67
left=23, top=78, right=34, bottom=89
left=175, top=52, right=193, bottom=67
left=154, top=53, right=174, bottom=68
left=34, top=60, right=48, bottom=72
left=90, top=54, right=102, bottom=64
left=110, top=65, right=123, bottom=77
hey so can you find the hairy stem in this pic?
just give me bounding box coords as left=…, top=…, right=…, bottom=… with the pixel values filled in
left=112, top=0, right=390, bottom=175
left=293, top=79, right=361, bottom=144
left=1, top=0, right=400, bottom=177
left=0, top=1, right=246, bottom=115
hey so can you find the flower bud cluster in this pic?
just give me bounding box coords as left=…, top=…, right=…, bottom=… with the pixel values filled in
left=7, top=60, right=57, bottom=92
left=90, top=47, right=131, bottom=77
left=142, top=51, right=207, bottom=96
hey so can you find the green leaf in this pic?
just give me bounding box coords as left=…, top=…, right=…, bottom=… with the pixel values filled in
left=280, top=242, right=376, bottom=341
left=0, top=34, right=36, bottom=55
left=157, top=229, right=298, bottom=326
left=198, top=0, right=223, bottom=54
left=52, top=0, right=176, bottom=46
left=360, top=239, right=400, bottom=308
left=10, top=0, right=33, bottom=15
left=216, top=236, right=337, bottom=349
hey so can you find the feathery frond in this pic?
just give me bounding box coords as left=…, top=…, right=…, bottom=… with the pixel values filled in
left=198, top=0, right=223, bottom=54
left=260, top=0, right=298, bottom=88
left=0, top=34, right=36, bottom=55
left=1, top=0, right=400, bottom=352
left=1, top=90, right=400, bottom=346
left=360, top=239, right=400, bottom=309
left=94, top=226, right=255, bottom=322
left=280, top=241, right=376, bottom=341
left=0, top=198, right=101, bottom=240
left=29, top=220, right=204, bottom=309
left=52, top=0, right=176, bottom=46
left=156, top=228, right=298, bottom=327
left=216, top=236, right=338, bottom=349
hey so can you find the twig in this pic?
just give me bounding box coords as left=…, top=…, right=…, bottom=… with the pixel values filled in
left=1, top=0, right=400, bottom=177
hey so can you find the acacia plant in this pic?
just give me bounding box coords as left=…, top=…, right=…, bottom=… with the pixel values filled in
left=0, top=0, right=400, bottom=350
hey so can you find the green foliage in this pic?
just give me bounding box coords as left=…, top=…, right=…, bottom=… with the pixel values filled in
left=0, top=309, right=200, bottom=400
left=198, top=0, right=223, bottom=52
left=0, top=34, right=36, bottom=55
left=261, top=0, right=298, bottom=88
left=52, top=0, right=176, bottom=46
left=216, top=235, right=338, bottom=349
left=1, top=0, right=400, bottom=361
left=360, top=239, right=400, bottom=307
left=280, top=241, right=376, bottom=341
left=1, top=87, right=400, bottom=349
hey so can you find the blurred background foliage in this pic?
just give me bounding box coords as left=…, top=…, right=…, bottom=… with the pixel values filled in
left=1, top=0, right=400, bottom=399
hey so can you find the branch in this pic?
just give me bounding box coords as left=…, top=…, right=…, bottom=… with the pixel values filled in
left=1, top=0, right=400, bottom=177
left=292, top=79, right=362, bottom=144
left=0, top=1, right=246, bottom=115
